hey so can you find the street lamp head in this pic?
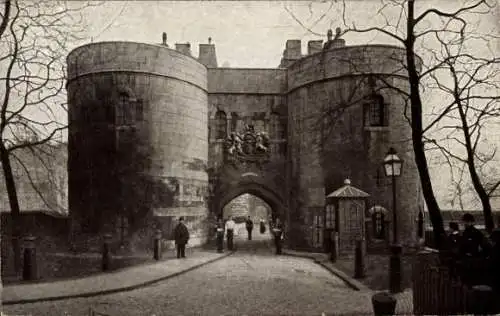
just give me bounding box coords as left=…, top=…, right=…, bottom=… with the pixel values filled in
left=383, top=147, right=403, bottom=177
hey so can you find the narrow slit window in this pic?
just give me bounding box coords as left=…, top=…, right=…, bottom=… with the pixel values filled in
left=215, top=110, right=227, bottom=139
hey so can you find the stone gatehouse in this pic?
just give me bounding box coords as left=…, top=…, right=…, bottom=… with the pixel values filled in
left=66, top=29, right=423, bottom=251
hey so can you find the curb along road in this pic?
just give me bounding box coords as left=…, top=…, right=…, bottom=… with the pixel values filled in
left=4, top=252, right=234, bottom=305
left=282, top=251, right=371, bottom=292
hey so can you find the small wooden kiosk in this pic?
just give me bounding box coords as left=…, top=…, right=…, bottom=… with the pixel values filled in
left=326, top=178, right=370, bottom=255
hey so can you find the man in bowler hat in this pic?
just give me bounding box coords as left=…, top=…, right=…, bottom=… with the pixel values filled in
left=174, top=217, right=190, bottom=258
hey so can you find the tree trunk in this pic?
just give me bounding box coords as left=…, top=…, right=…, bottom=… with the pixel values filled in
left=453, top=77, right=494, bottom=232
left=406, top=0, right=446, bottom=250
left=0, top=145, right=22, bottom=274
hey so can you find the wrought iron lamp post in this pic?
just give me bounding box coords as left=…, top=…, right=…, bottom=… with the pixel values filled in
left=383, top=147, right=403, bottom=294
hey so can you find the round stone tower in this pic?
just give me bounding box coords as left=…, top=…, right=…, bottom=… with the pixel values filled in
left=66, top=41, right=209, bottom=250
left=286, top=36, right=423, bottom=249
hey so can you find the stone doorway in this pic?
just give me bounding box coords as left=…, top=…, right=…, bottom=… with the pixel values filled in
left=222, top=193, right=273, bottom=244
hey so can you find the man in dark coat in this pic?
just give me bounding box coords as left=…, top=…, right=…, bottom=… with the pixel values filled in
left=245, top=216, right=254, bottom=241
left=460, top=213, right=490, bottom=258
left=272, top=218, right=284, bottom=255
left=459, top=213, right=491, bottom=286
left=174, top=217, right=190, bottom=259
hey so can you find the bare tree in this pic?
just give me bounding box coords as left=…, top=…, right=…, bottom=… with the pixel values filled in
left=286, top=0, right=498, bottom=249
left=424, top=35, right=499, bottom=230
left=0, top=0, right=99, bottom=273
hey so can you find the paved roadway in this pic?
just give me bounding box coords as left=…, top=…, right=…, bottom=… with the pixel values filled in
left=4, top=230, right=373, bottom=316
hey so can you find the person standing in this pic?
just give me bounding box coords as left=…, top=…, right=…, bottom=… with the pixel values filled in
left=460, top=213, right=490, bottom=258
left=245, top=216, right=254, bottom=241
left=216, top=217, right=225, bottom=253
left=225, top=216, right=236, bottom=251
left=447, top=222, right=461, bottom=255
left=459, top=213, right=491, bottom=286
left=260, top=218, right=266, bottom=234
left=445, top=222, right=461, bottom=276
left=272, top=218, right=284, bottom=255
left=174, top=217, right=190, bottom=259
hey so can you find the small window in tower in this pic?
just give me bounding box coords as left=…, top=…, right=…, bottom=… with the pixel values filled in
left=364, top=94, right=386, bottom=127
left=105, top=102, right=115, bottom=124
left=270, top=112, right=286, bottom=140
left=215, top=110, right=227, bottom=139
left=117, top=92, right=135, bottom=126
left=135, top=99, right=144, bottom=121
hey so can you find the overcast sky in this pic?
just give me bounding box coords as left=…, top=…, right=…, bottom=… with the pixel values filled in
left=68, top=1, right=499, bottom=209
left=78, top=1, right=498, bottom=67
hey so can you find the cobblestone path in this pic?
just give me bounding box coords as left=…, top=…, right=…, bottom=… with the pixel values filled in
left=4, top=238, right=373, bottom=316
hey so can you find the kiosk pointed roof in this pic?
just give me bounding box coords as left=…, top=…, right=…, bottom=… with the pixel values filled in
left=326, top=178, right=369, bottom=198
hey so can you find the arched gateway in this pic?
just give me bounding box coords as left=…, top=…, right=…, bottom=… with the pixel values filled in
left=66, top=31, right=423, bottom=253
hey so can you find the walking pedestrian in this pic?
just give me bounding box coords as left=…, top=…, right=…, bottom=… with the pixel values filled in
left=174, top=217, right=190, bottom=259
left=216, top=217, right=224, bottom=253
left=225, top=216, right=236, bottom=251
left=260, top=218, right=266, bottom=234
left=273, top=218, right=284, bottom=255
left=246, top=216, right=254, bottom=240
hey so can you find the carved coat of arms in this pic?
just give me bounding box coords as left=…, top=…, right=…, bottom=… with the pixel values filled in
left=226, top=124, right=270, bottom=161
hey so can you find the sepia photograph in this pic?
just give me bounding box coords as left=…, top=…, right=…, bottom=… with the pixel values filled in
left=0, top=0, right=499, bottom=315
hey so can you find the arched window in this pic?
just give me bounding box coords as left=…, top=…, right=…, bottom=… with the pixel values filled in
left=364, top=94, right=386, bottom=127
left=215, top=110, right=227, bottom=139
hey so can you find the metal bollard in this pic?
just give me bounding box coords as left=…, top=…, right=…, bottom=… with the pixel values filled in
left=417, top=211, right=424, bottom=239
left=354, top=239, right=366, bottom=279
left=153, top=229, right=162, bottom=260
left=102, top=234, right=112, bottom=271
left=330, top=231, right=339, bottom=262
left=23, top=235, right=38, bottom=281
left=372, top=292, right=396, bottom=316
left=389, top=244, right=403, bottom=294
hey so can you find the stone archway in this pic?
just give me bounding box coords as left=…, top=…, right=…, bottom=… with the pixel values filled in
left=216, top=182, right=285, bottom=222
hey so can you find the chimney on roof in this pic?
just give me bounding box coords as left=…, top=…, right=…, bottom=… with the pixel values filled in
left=307, top=40, right=323, bottom=55
left=279, top=39, right=302, bottom=67
left=284, top=40, right=301, bottom=59
left=198, top=37, right=217, bottom=68
left=175, top=43, right=192, bottom=56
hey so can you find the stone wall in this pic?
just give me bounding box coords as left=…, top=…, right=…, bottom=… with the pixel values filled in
left=208, top=68, right=286, bottom=94
left=0, top=144, right=67, bottom=215
left=208, top=94, right=287, bottom=170
left=207, top=89, right=287, bottom=222
left=1, top=212, right=69, bottom=278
